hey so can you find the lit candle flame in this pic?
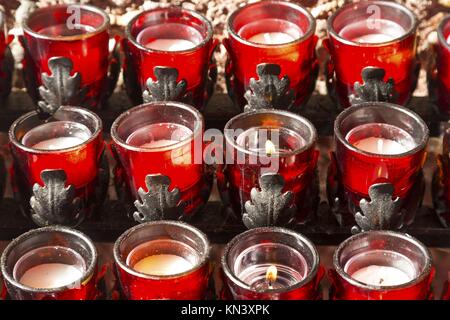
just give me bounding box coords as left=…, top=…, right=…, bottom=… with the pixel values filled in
left=265, top=140, right=277, bottom=156
left=266, top=265, right=278, bottom=289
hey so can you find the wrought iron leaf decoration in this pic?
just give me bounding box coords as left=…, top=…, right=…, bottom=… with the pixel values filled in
left=349, top=67, right=397, bottom=105
left=133, top=174, right=186, bottom=223
left=30, top=170, right=82, bottom=227
left=243, top=174, right=296, bottom=229
left=38, top=57, right=87, bottom=116
left=142, top=66, right=188, bottom=103
left=351, top=183, right=402, bottom=234
left=244, top=63, right=294, bottom=112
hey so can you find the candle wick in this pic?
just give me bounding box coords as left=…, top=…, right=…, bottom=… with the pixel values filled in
left=379, top=278, right=384, bottom=285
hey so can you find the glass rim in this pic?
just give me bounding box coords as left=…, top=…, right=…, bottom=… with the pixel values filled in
left=0, top=225, right=97, bottom=294
left=113, top=221, right=211, bottom=280
left=221, top=227, right=320, bottom=294
left=334, top=102, right=429, bottom=159
left=333, top=230, right=432, bottom=291
left=327, top=0, right=418, bottom=47
left=224, top=109, right=317, bottom=158
left=227, top=0, right=316, bottom=48
left=110, top=101, right=204, bottom=153
left=9, top=106, right=103, bottom=154
left=125, top=6, right=214, bottom=54
left=22, top=4, right=110, bottom=42
left=437, top=15, right=450, bottom=51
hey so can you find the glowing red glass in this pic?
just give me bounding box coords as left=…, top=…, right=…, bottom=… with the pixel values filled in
left=222, top=110, right=318, bottom=224
left=9, top=106, right=104, bottom=221
left=114, top=221, right=210, bottom=300
left=0, top=226, right=98, bottom=300
left=123, top=7, right=216, bottom=110
left=224, top=1, right=318, bottom=110
left=22, top=4, right=112, bottom=109
left=330, top=231, right=434, bottom=300
left=110, top=102, right=208, bottom=217
left=326, top=1, right=419, bottom=107
left=222, top=227, right=323, bottom=300
left=333, top=103, right=428, bottom=224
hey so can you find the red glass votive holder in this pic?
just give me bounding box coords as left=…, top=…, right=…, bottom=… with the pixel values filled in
left=431, top=16, right=450, bottom=115
left=219, top=109, right=319, bottom=228
left=329, top=231, right=434, bottom=300
left=123, top=7, right=216, bottom=110
left=111, top=101, right=211, bottom=222
left=326, top=1, right=419, bottom=107
left=328, top=102, right=428, bottom=229
left=21, top=4, right=118, bottom=109
left=9, top=106, right=106, bottom=227
left=224, top=1, right=318, bottom=111
left=114, top=221, right=211, bottom=300
left=0, top=10, right=13, bottom=100
left=221, top=227, right=323, bottom=300
left=0, top=226, right=98, bottom=300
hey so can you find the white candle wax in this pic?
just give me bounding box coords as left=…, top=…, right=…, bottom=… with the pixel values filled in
left=140, top=139, right=179, bottom=149
left=20, top=263, right=83, bottom=289
left=32, top=136, right=87, bottom=150
left=352, top=137, right=408, bottom=155
left=339, top=19, right=405, bottom=44
left=351, top=265, right=411, bottom=286
left=133, top=254, right=193, bottom=276
left=248, top=32, right=295, bottom=45
left=352, top=33, right=395, bottom=43
left=145, top=39, right=196, bottom=51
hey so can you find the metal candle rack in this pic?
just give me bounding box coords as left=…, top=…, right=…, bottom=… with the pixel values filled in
left=0, top=90, right=446, bottom=247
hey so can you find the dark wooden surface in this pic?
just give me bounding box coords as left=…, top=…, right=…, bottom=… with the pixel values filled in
left=0, top=92, right=448, bottom=247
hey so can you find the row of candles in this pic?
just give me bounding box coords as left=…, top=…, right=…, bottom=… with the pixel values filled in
left=0, top=2, right=448, bottom=112
left=0, top=98, right=445, bottom=300
left=0, top=0, right=447, bottom=301
left=4, top=100, right=443, bottom=229
left=0, top=223, right=436, bottom=300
